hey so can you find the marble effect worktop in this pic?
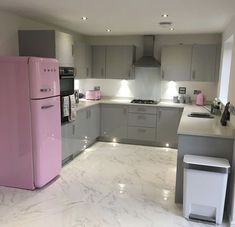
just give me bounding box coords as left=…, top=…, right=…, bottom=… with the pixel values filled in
left=75, top=97, right=235, bottom=140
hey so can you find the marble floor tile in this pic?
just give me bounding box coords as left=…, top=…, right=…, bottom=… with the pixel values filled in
left=0, top=142, right=229, bottom=227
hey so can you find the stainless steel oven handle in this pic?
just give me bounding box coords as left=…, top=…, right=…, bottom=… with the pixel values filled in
left=41, top=105, right=54, bottom=109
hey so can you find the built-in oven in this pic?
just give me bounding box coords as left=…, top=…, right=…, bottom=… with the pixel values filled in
left=60, top=67, right=75, bottom=123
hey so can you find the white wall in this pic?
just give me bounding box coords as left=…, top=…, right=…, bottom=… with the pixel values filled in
left=220, top=14, right=235, bottom=227
left=0, top=10, right=83, bottom=56
left=78, top=34, right=221, bottom=101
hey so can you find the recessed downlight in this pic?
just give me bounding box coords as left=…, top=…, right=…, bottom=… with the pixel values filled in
left=161, top=14, right=168, bottom=18
left=81, top=16, right=88, bottom=21
left=106, top=28, right=111, bottom=32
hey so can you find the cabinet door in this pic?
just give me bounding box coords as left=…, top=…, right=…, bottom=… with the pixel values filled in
left=88, top=105, right=101, bottom=140
left=74, top=108, right=89, bottom=152
left=55, top=31, right=74, bottom=67
left=106, top=46, right=134, bottom=79
left=191, top=44, right=217, bottom=81
left=92, top=46, right=106, bottom=78
left=74, top=42, right=91, bottom=79
left=101, top=104, right=128, bottom=139
left=156, top=108, right=183, bottom=147
left=61, top=123, right=78, bottom=161
left=85, top=45, right=92, bottom=78
left=161, top=45, right=192, bottom=81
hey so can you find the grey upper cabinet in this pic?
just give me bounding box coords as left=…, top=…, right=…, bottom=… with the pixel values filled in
left=92, top=46, right=106, bottom=78
left=191, top=44, right=217, bottom=82
left=101, top=104, right=128, bottom=139
left=105, top=46, right=135, bottom=79
left=156, top=107, right=183, bottom=147
left=18, top=30, right=74, bottom=67
left=161, top=45, right=192, bottom=81
left=74, top=42, right=92, bottom=79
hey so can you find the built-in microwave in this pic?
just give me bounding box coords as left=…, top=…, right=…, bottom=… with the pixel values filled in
left=60, top=67, right=75, bottom=123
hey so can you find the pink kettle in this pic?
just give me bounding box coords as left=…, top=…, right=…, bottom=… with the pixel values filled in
left=196, top=93, right=205, bottom=106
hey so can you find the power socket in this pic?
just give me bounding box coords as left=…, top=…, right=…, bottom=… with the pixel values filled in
left=194, top=90, right=201, bottom=95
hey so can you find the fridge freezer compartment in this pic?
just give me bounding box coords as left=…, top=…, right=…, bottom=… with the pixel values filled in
left=29, top=57, right=60, bottom=99
left=30, top=96, right=61, bottom=188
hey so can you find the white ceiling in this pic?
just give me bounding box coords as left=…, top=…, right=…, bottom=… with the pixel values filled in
left=0, top=0, right=235, bottom=35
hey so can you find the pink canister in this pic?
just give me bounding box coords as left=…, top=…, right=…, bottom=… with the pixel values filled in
left=196, top=93, right=205, bottom=106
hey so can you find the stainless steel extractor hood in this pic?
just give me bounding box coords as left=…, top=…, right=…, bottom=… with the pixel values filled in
left=134, top=35, right=161, bottom=68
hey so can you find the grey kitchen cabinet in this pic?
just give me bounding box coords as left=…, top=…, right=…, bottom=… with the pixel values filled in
left=74, top=105, right=100, bottom=154
left=61, top=122, right=80, bottom=163
left=74, top=42, right=92, bottom=78
left=92, top=46, right=106, bottom=78
left=101, top=104, right=128, bottom=139
left=127, top=106, right=157, bottom=141
left=18, top=30, right=74, bottom=67
left=191, top=44, right=217, bottom=81
left=128, top=127, right=156, bottom=141
left=156, top=107, right=183, bottom=147
left=105, top=46, right=136, bottom=79
left=161, top=45, right=192, bottom=81
left=62, top=105, right=100, bottom=161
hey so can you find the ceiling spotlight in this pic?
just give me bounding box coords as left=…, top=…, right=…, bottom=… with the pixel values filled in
left=82, top=16, right=88, bottom=21
left=106, top=29, right=111, bottom=32
left=161, top=14, right=168, bottom=18
left=169, top=27, right=175, bottom=31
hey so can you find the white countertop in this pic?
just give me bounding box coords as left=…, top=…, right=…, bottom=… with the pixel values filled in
left=75, top=98, right=235, bottom=140
left=177, top=105, right=235, bottom=139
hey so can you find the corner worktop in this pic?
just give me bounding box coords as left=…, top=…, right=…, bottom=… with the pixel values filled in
left=75, top=98, right=235, bottom=140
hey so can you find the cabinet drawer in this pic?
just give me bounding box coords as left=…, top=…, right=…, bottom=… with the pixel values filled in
left=129, top=106, right=157, bottom=114
left=128, top=113, right=156, bottom=128
left=128, top=127, right=156, bottom=141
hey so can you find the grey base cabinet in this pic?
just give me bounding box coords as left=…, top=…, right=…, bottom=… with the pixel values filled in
left=74, top=105, right=100, bottom=155
left=62, top=105, right=100, bottom=163
left=101, top=104, right=128, bottom=139
left=127, top=106, right=157, bottom=142
left=61, top=122, right=79, bottom=162
left=156, top=107, right=183, bottom=147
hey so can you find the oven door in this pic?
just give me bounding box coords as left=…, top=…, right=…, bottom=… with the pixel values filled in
left=60, top=76, right=74, bottom=96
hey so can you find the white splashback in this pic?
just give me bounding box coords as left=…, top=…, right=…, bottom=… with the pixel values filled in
left=76, top=78, right=217, bottom=101
left=75, top=79, right=135, bottom=98
left=134, top=67, right=161, bottom=101
left=161, top=81, right=218, bottom=101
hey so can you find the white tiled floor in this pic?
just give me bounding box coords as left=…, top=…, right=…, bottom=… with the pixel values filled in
left=0, top=142, right=228, bottom=227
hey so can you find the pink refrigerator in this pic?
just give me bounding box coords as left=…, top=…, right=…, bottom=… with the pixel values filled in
left=0, top=57, right=61, bottom=190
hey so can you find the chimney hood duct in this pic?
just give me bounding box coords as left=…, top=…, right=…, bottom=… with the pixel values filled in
left=134, top=35, right=161, bottom=68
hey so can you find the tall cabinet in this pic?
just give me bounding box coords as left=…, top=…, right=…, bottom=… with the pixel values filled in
left=18, top=30, right=75, bottom=67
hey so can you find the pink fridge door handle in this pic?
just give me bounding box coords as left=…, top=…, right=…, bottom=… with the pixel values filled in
left=41, top=105, right=54, bottom=109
